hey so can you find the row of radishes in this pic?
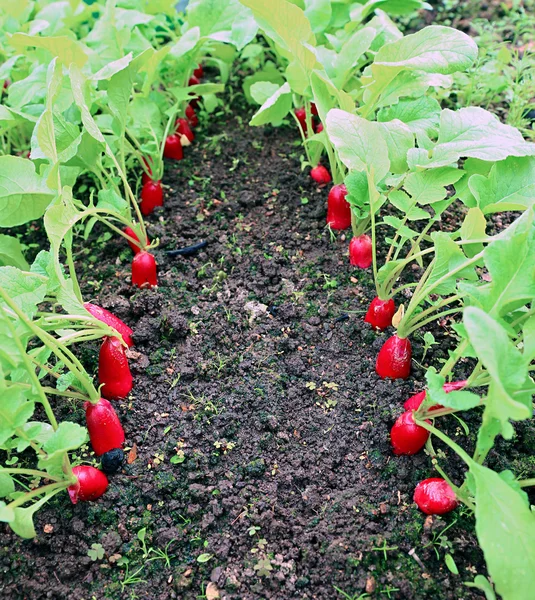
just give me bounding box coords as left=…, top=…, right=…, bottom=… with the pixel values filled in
left=296, top=111, right=459, bottom=516
left=67, top=72, right=205, bottom=503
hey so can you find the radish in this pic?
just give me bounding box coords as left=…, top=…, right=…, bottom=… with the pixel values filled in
left=186, top=104, right=199, bottom=128
left=310, top=102, right=318, bottom=116
left=85, top=398, right=125, bottom=456
left=68, top=466, right=108, bottom=504
left=164, top=135, right=183, bottom=160
left=310, top=165, right=331, bottom=184
left=295, top=107, right=307, bottom=134
left=132, top=251, right=158, bottom=288
left=84, top=303, right=134, bottom=347
left=364, top=297, right=395, bottom=331
left=349, top=235, right=372, bottom=268
left=315, top=122, right=324, bottom=133
left=414, top=478, right=458, bottom=515
left=390, top=411, right=430, bottom=455
left=176, top=118, right=194, bottom=143
left=326, top=184, right=351, bottom=230
left=376, top=334, right=412, bottom=380
left=188, top=75, right=201, bottom=86
left=404, top=381, right=468, bottom=412
left=98, top=337, right=133, bottom=400
left=140, top=180, right=163, bottom=216
left=124, top=226, right=148, bottom=255
left=193, top=64, right=203, bottom=79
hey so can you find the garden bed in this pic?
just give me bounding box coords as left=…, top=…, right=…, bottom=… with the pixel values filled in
left=1, top=109, right=502, bottom=600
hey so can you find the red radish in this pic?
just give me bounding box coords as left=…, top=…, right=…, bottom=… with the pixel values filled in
left=124, top=226, right=148, bottom=255
left=193, top=64, right=203, bottom=79
left=164, top=135, right=183, bottom=160
left=132, top=251, right=158, bottom=288
left=186, top=104, right=199, bottom=128
left=68, top=466, right=108, bottom=504
left=295, top=107, right=307, bottom=134
left=327, top=184, right=351, bottom=230
left=98, top=337, right=133, bottom=400
left=310, top=102, right=318, bottom=116
left=404, top=381, right=468, bottom=412
left=376, top=334, right=412, bottom=380
left=315, top=122, right=324, bottom=133
left=85, top=398, right=125, bottom=456
left=84, top=303, right=134, bottom=347
left=176, top=118, right=194, bottom=143
left=390, top=411, right=430, bottom=455
left=310, top=165, right=331, bottom=184
left=140, top=180, right=163, bottom=216
left=188, top=75, right=200, bottom=86
left=349, top=234, right=372, bottom=268
left=414, top=478, right=458, bottom=515
left=365, top=297, right=396, bottom=330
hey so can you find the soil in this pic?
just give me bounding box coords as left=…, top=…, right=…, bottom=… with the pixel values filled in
left=2, top=54, right=534, bottom=600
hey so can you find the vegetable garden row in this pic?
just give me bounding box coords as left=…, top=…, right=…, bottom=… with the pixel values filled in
left=1, top=1, right=534, bottom=598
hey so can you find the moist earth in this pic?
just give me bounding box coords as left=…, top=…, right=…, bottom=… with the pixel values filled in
left=1, top=94, right=531, bottom=600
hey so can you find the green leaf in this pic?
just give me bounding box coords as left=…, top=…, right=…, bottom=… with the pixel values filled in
left=326, top=109, right=390, bottom=181
left=523, top=316, right=535, bottom=364
left=197, top=553, right=213, bottom=563
left=470, top=156, right=535, bottom=214
left=0, top=473, right=15, bottom=498
left=425, top=369, right=481, bottom=410
left=249, top=82, right=292, bottom=126
left=404, top=167, right=463, bottom=205
left=30, top=250, right=62, bottom=296
left=0, top=387, right=34, bottom=446
left=242, top=63, right=285, bottom=104
left=304, top=0, right=331, bottom=34
left=344, top=170, right=369, bottom=218
left=8, top=33, right=88, bottom=68
left=461, top=212, right=535, bottom=316
left=375, top=119, right=414, bottom=173
left=389, top=191, right=429, bottom=221
left=464, top=307, right=533, bottom=436
left=464, top=575, right=497, bottom=600
left=0, top=267, right=48, bottom=319
left=43, top=421, right=88, bottom=456
left=472, top=462, right=535, bottom=600
left=377, top=96, right=441, bottom=136
left=240, top=0, right=317, bottom=94
left=332, top=27, right=376, bottom=88
left=426, top=232, right=476, bottom=295
left=69, top=65, right=105, bottom=144
left=444, top=553, right=458, bottom=575
left=364, top=26, right=477, bottom=108
left=460, top=207, right=487, bottom=257
left=188, top=0, right=258, bottom=49
left=0, top=501, right=15, bottom=524
left=373, top=25, right=475, bottom=71
left=0, top=157, right=55, bottom=227
left=0, top=235, right=29, bottom=270
left=408, top=108, right=535, bottom=169
left=9, top=492, right=54, bottom=539
left=250, top=81, right=281, bottom=105
left=96, top=189, right=130, bottom=221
